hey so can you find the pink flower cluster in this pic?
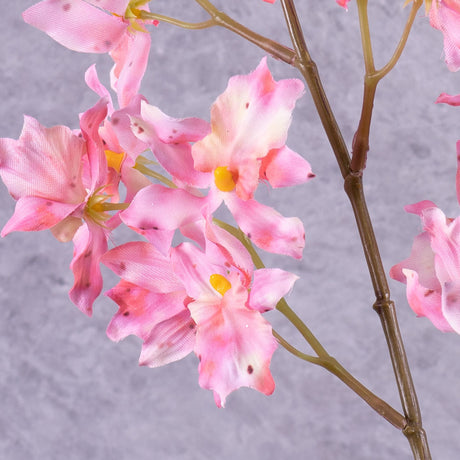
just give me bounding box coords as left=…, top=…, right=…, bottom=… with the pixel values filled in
left=0, top=0, right=314, bottom=406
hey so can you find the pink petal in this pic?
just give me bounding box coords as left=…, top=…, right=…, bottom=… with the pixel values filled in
left=441, top=279, right=460, bottom=333
left=138, top=101, right=211, bottom=144
left=109, top=96, right=149, bottom=160
left=23, top=0, right=127, bottom=53
left=69, top=221, right=108, bottom=315
left=1, top=197, right=81, bottom=236
left=189, top=280, right=277, bottom=407
left=101, top=241, right=183, bottom=293
left=430, top=0, right=460, bottom=71
left=402, top=268, right=452, bottom=331
left=435, top=92, right=460, bottom=106
left=0, top=116, right=86, bottom=202
left=139, top=310, right=196, bottom=367
left=457, top=140, right=460, bottom=206
left=50, top=215, right=84, bottom=242
left=106, top=280, right=186, bottom=341
left=85, top=65, right=115, bottom=115
left=131, top=102, right=211, bottom=187
left=79, top=98, right=109, bottom=191
left=404, top=200, right=437, bottom=216
left=389, top=231, right=440, bottom=291
left=171, top=242, right=223, bottom=300
left=259, top=146, right=315, bottom=188
left=249, top=268, right=299, bottom=312
left=120, top=184, right=210, bottom=237
left=421, top=207, right=460, bottom=284
left=204, top=220, right=254, bottom=283
left=225, top=194, right=305, bottom=259
left=110, top=29, right=151, bottom=108
left=336, top=0, right=351, bottom=10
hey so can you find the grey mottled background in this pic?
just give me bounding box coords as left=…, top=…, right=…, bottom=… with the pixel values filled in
left=1, top=1, right=460, bottom=459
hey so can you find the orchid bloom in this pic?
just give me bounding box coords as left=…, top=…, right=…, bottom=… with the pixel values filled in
left=23, top=0, right=155, bottom=107
left=102, top=217, right=298, bottom=406
left=429, top=0, right=460, bottom=71
left=0, top=98, right=128, bottom=315
left=171, top=222, right=298, bottom=407
left=191, top=57, right=314, bottom=259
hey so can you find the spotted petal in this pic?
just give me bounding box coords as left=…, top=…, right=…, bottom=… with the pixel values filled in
left=23, top=0, right=127, bottom=53
left=189, top=277, right=277, bottom=407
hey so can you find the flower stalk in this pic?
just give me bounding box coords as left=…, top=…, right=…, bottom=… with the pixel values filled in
left=280, top=0, right=431, bottom=457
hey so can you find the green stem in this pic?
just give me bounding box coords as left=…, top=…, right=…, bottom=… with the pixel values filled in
left=272, top=330, right=321, bottom=364
left=215, top=219, right=406, bottom=431
left=318, top=356, right=406, bottom=430
left=351, top=0, right=423, bottom=172
left=134, top=156, right=178, bottom=189
left=139, top=11, right=216, bottom=30
left=356, top=0, right=375, bottom=75
left=372, top=0, right=423, bottom=81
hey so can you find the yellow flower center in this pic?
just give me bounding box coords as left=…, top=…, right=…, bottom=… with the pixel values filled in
left=214, top=166, right=236, bottom=192
left=104, top=150, right=125, bottom=173
left=210, top=274, right=232, bottom=296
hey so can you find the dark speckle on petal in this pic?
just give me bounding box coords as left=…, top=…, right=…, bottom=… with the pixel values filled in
left=247, top=365, right=253, bottom=374
left=63, top=3, right=71, bottom=12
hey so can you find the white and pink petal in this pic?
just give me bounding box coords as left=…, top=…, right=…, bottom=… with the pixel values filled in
left=249, top=268, right=299, bottom=312
left=69, top=221, right=108, bottom=315
left=225, top=194, right=305, bottom=259
left=189, top=281, right=277, bottom=407
left=402, top=268, right=452, bottom=332
left=101, top=241, right=183, bottom=293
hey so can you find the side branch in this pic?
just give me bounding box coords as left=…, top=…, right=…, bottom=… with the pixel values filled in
left=194, top=0, right=297, bottom=64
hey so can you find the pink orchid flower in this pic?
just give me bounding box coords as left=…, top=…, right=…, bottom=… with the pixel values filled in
left=0, top=98, right=128, bottom=315
left=171, top=222, right=298, bottom=407
left=102, top=217, right=298, bottom=406
left=429, top=0, right=460, bottom=71
left=23, top=0, right=154, bottom=107
left=191, top=57, right=314, bottom=259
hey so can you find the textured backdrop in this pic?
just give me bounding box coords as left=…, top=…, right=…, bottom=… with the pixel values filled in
left=1, top=1, right=460, bottom=459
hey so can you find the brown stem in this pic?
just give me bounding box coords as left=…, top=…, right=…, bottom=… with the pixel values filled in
left=195, top=0, right=296, bottom=65
left=350, top=79, right=377, bottom=173
left=280, top=0, right=431, bottom=458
